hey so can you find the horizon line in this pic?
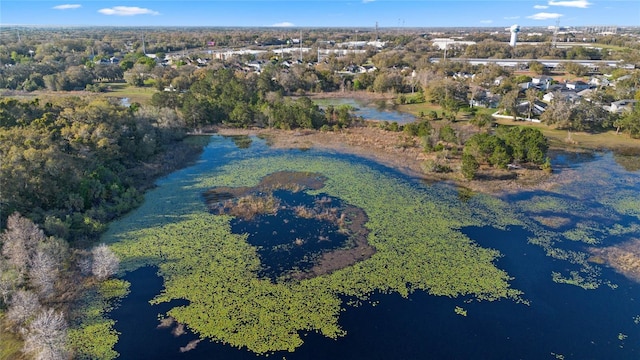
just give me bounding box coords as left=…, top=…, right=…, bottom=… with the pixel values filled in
left=1, top=24, right=638, bottom=29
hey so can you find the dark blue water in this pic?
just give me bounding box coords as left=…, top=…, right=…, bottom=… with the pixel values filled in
left=111, top=137, right=640, bottom=359
left=230, top=190, right=350, bottom=281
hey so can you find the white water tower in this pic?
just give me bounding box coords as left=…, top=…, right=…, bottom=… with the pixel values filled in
left=509, top=24, right=520, bottom=47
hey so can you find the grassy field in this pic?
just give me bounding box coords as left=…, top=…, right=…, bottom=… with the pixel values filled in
left=495, top=118, right=640, bottom=151
left=100, top=82, right=156, bottom=105
left=0, top=82, right=157, bottom=106
left=397, top=102, right=482, bottom=121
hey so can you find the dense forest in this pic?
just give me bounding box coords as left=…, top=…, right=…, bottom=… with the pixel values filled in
left=0, top=94, right=199, bottom=358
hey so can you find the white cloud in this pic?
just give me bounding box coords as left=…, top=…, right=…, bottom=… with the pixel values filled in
left=362, top=0, right=375, bottom=3
left=504, top=16, right=520, bottom=20
left=98, top=6, right=160, bottom=16
left=480, top=20, right=493, bottom=24
left=53, top=4, right=81, bottom=10
left=534, top=5, right=549, bottom=9
left=272, top=22, right=295, bottom=27
left=548, top=0, right=591, bottom=8
left=527, top=12, right=564, bottom=20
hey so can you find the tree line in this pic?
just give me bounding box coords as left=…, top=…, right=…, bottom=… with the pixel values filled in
left=0, top=94, right=207, bottom=358
left=152, top=67, right=361, bottom=130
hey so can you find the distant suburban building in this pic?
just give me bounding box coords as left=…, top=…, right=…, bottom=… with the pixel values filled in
left=431, top=38, right=476, bottom=50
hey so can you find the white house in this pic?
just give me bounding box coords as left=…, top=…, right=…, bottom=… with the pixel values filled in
left=516, top=100, right=548, bottom=117
left=565, top=80, right=590, bottom=91
left=589, top=76, right=611, bottom=87
left=531, top=75, right=553, bottom=90
left=607, top=99, right=637, bottom=113
left=543, top=90, right=581, bottom=103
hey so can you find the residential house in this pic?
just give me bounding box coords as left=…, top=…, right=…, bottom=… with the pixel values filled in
left=589, top=76, right=611, bottom=87
left=606, top=99, right=637, bottom=113
left=531, top=75, right=553, bottom=90
left=577, top=88, right=595, bottom=100
left=543, top=90, right=581, bottom=103
left=519, top=82, right=534, bottom=90
left=453, top=72, right=475, bottom=80
left=565, top=80, right=590, bottom=91
left=245, top=60, right=263, bottom=73
left=469, top=90, right=499, bottom=108
left=613, top=75, right=633, bottom=88
left=516, top=100, right=548, bottom=117
left=341, top=64, right=367, bottom=74
left=547, top=84, right=565, bottom=93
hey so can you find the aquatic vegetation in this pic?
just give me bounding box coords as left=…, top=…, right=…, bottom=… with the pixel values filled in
left=601, top=190, right=640, bottom=221
left=205, top=171, right=374, bottom=280
left=223, top=135, right=252, bottom=149
left=509, top=164, right=640, bottom=289
left=532, top=216, right=572, bottom=229
left=563, top=224, right=602, bottom=245
left=551, top=270, right=600, bottom=290
left=517, top=195, right=579, bottom=215
left=101, top=152, right=524, bottom=354
left=454, top=306, right=467, bottom=316
left=67, top=279, right=130, bottom=360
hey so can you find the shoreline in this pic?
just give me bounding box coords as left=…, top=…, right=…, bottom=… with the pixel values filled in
left=214, top=126, right=560, bottom=195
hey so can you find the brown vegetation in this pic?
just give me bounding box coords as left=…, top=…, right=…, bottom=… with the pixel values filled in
left=216, top=126, right=555, bottom=195
left=589, top=239, right=640, bottom=282
left=293, top=205, right=374, bottom=281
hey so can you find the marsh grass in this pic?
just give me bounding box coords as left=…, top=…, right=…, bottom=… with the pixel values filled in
left=589, top=239, right=640, bottom=282
left=220, top=194, right=280, bottom=220
left=100, top=82, right=155, bottom=105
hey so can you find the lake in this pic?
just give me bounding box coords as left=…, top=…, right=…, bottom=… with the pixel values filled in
left=312, top=97, right=417, bottom=124
left=101, top=136, right=640, bottom=360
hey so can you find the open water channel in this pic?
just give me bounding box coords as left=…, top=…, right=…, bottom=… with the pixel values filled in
left=312, top=97, right=417, bottom=124
left=105, top=134, right=640, bottom=360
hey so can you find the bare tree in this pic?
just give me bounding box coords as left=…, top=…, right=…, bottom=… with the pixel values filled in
left=91, top=244, right=119, bottom=280
left=1, top=213, right=45, bottom=275
left=29, top=249, right=58, bottom=299
left=77, top=250, right=93, bottom=276
left=6, top=290, right=41, bottom=328
left=22, top=308, right=68, bottom=360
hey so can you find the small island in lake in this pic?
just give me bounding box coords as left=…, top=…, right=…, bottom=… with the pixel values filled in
left=204, top=171, right=375, bottom=281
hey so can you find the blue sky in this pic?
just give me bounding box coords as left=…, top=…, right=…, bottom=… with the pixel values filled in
left=1, top=0, right=638, bottom=27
